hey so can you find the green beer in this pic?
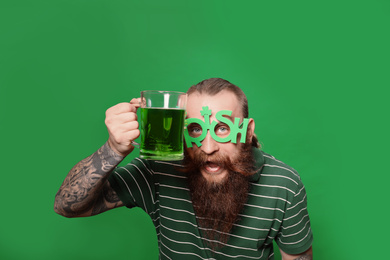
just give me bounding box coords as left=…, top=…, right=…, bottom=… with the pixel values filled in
left=140, top=107, right=186, bottom=160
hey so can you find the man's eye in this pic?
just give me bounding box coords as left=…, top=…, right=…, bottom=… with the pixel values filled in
left=188, top=124, right=202, bottom=137
left=191, top=127, right=202, bottom=133
left=215, top=125, right=230, bottom=136
left=217, top=127, right=228, bottom=133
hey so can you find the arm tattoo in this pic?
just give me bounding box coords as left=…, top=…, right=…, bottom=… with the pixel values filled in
left=91, top=182, right=122, bottom=216
left=54, top=142, right=124, bottom=217
left=294, top=255, right=312, bottom=260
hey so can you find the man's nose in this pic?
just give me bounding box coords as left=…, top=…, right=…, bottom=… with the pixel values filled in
left=200, top=131, right=219, bottom=155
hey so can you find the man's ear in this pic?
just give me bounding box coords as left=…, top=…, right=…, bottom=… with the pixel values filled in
left=247, top=118, right=255, bottom=143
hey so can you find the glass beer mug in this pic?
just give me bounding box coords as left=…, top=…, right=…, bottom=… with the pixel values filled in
left=138, top=90, right=187, bottom=161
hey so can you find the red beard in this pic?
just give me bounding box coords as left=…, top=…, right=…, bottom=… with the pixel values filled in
left=183, top=142, right=256, bottom=250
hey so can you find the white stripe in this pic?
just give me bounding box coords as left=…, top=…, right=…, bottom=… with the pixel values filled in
left=160, top=205, right=195, bottom=216
left=232, top=222, right=270, bottom=232
left=238, top=213, right=282, bottom=223
left=161, top=223, right=222, bottom=248
left=160, top=195, right=192, bottom=204
left=160, top=247, right=173, bottom=260
left=281, top=220, right=311, bottom=238
left=161, top=214, right=197, bottom=228
left=263, top=164, right=299, bottom=178
left=161, top=223, right=259, bottom=253
left=284, top=207, right=307, bottom=221
left=294, top=186, right=305, bottom=198
left=154, top=171, right=187, bottom=179
left=251, top=183, right=296, bottom=195
left=161, top=232, right=266, bottom=259
left=198, top=226, right=266, bottom=242
left=282, top=214, right=309, bottom=230
left=287, top=194, right=307, bottom=211
left=209, top=246, right=266, bottom=259
left=278, top=228, right=312, bottom=245
left=134, top=158, right=154, bottom=175
left=125, top=164, right=155, bottom=204
left=151, top=215, right=160, bottom=223
left=161, top=241, right=212, bottom=259
left=113, top=171, right=136, bottom=203
left=161, top=211, right=277, bottom=234
left=248, top=193, right=291, bottom=205
left=260, top=174, right=298, bottom=185
left=159, top=183, right=190, bottom=191
left=120, top=167, right=148, bottom=213
left=244, top=203, right=285, bottom=213
left=160, top=233, right=211, bottom=257
left=155, top=161, right=185, bottom=167
left=150, top=206, right=160, bottom=216
left=263, top=154, right=282, bottom=163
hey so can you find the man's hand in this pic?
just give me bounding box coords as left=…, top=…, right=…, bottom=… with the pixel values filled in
left=106, top=98, right=141, bottom=157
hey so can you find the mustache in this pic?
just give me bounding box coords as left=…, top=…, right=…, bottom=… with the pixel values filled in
left=191, top=150, right=228, bottom=168
left=183, top=143, right=257, bottom=177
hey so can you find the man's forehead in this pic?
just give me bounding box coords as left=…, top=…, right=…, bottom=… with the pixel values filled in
left=186, top=91, right=242, bottom=118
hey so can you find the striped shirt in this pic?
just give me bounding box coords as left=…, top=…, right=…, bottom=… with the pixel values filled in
left=108, top=147, right=313, bottom=259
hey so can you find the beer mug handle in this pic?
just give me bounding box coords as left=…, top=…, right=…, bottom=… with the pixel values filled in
left=130, top=99, right=141, bottom=149
left=131, top=141, right=140, bottom=148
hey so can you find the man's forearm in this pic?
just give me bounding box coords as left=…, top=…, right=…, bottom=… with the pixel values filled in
left=54, top=142, right=124, bottom=217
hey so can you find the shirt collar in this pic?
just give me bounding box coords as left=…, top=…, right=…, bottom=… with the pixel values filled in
left=249, top=147, right=264, bottom=183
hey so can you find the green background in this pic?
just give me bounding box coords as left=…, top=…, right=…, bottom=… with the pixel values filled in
left=1, top=0, right=389, bottom=259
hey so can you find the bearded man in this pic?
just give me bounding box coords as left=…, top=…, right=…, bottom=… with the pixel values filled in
left=54, top=78, right=313, bottom=259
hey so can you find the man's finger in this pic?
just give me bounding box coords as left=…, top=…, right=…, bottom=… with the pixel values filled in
left=113, top=112, right=138, bottom=124
left=120, top=129, right=141, bottom=144
left=130, top=98, right=141, bottom=108
left=107, top=102, right=137, bottom=116
left=118, top=121, right=139, bottom=133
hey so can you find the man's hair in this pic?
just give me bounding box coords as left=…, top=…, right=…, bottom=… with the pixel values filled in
left=187, top=78, right=260, bottom=148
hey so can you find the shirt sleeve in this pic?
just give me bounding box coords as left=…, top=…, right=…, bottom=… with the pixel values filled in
left=275, top=179, right=313, bottom=254
left=108, top=158, right=157, bottom=215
